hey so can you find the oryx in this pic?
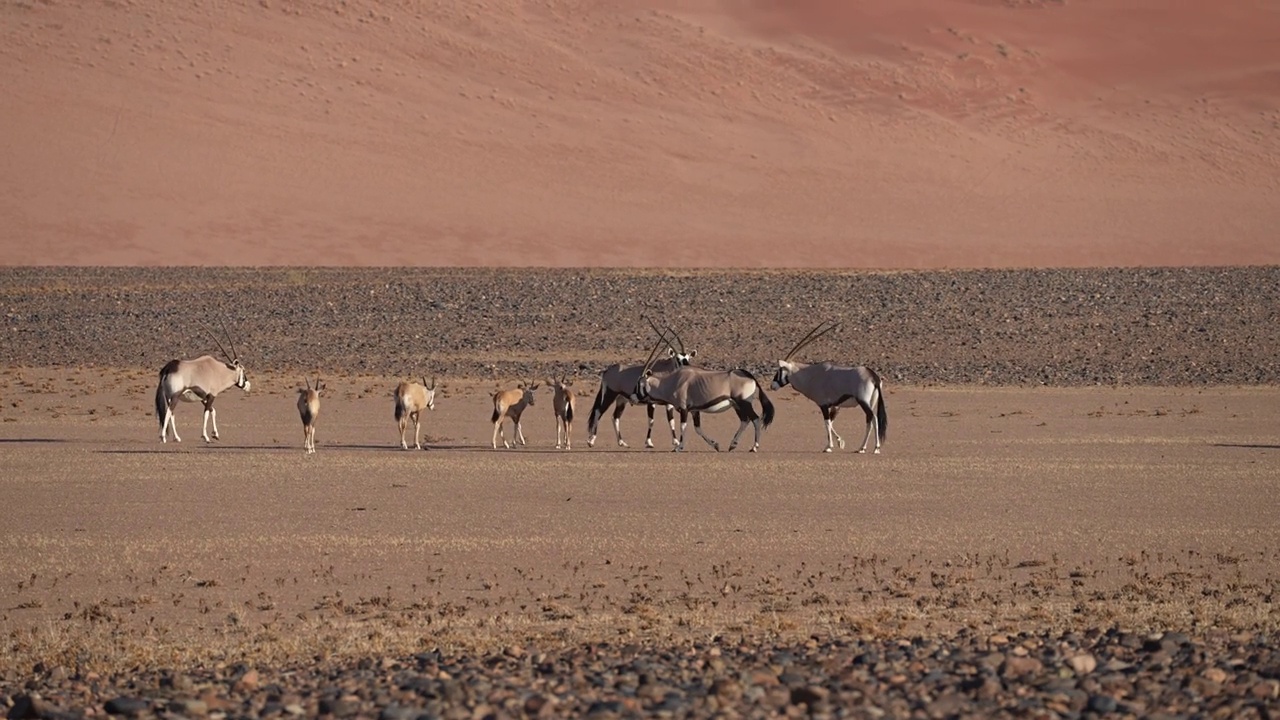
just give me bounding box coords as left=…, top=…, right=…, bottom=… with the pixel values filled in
left=551, top=372, right=577, bottom=450
left=586, top=318, right=696, bottom=449
left=631, top=332, right=775, bottom=452
left=297, top=376, right=323, bottom=454
left=770, top=320, right=888, bottom=453
left=492, top=380, right=538, bottom=450
left=394, top=376, right=437, bottom=450
left=154, top=323, right=251, bottom=443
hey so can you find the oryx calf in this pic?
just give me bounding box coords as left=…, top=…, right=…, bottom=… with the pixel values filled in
left=394, top=377, right=437, bottom=450
left=632, top=336, right=775, bottom=452
left=297, top=376, right=323, bottom=454
left=492, top=381, right=538, bottom=449
left=770, top=320, right=888, bottom=453
left=155, top=356, right=251, bottom=443
left=552, top=375, right=576, bottom=450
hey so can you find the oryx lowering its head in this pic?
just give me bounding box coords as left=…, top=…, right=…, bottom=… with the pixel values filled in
left=631, top=330, right=775, bottom=452
left=155, top=321, right=251, bottom=443
left=770, top=320, right=887, bottom=454
left=585, top=317, right=696, bottom=449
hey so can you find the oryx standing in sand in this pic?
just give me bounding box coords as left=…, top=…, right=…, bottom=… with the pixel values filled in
left=155, top=324, right=251, bottom=443
left=551, top=373, right=577, bottom=450
left=631, top=332, right=775, bottom=452
left=297, top=376, right=323, bottom=454
left=394, top=376, right=437, bottom=450
left=770, top=320, right=887, bottom=454
left=492, top=380, right=538, bottom=450
left=586, top=319, right=696, bottom=449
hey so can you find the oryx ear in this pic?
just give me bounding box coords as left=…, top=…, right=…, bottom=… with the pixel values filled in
left=688, top=350, right=697, bottom=358
left=665, top=348, right=677, bottom=358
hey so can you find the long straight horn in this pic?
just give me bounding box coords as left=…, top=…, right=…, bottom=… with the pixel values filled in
left=205, top=328, right=232, bottom=363
left=430, top=376, right=437, bottom=390
left=785, top=320, right=841, bottom=361
left=304, top=376, right=311, bottom=391
left=644, top=316, right=677, bottom=355
left=639, top=330, right=667, bottom=376
left=665, top=325, right=686, bottom=355
left=220, top=318, right=239, bottom=362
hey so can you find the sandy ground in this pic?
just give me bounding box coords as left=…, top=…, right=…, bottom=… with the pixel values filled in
left=1, top=368, right=1276, bottom=673
left=3, top=0, right=1279, bottom=267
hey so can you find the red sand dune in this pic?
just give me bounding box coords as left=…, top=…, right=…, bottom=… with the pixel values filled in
left=2, top=0, right=1277, bottom=267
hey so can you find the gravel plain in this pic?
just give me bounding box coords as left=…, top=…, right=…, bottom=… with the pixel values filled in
left=1, top=266, right=1277, bottom=385
left=2, top=266, right=1277, bottom=719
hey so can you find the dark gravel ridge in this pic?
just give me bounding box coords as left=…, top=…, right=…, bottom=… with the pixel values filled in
left=1, top=267, right=1277, bottom=385
left=5, top=629, right=1278, bottom=719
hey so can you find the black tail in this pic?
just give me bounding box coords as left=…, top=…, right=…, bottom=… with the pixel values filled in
left=871, top=369, right=888, bottom=442
left=735, top=369, right=776, bottom=430
left=154, top=379, right=167, bottom=428
left=564, top=399, right=575, bottom=423
left=587, top=380, right=610, bottom=434
left=394, top=393, right=407, bottom=423
left=155, top=360, right=178, bottom=428
left=490, top=403, right=501, bottom=424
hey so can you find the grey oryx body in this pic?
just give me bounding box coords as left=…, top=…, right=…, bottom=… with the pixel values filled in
left=155, top=355, right=251, bottom=443
left=394, top=377, right=437, bottom=450
left=770, top=321, right=888, bottom=453
left=492, top=382, right=538, bottom=449
left=297, top=377, right=324, bottom=454
left=632, top=335, right=775, bottom=452
left=586, top=319, right=696, bottom=449
left=552, top=375, right=577, bottom=450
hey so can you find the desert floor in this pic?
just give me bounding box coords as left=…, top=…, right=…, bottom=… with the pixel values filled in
left=0, top=268, right=1278, bottom=715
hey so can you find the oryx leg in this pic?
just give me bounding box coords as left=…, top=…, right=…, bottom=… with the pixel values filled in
left=692, top=411, right=721, bottom=452
left=515, top=411, right=528, bottom=447
left=199, top=394, right=218, bottom=443
left=666, top=406, right=678, bottom=447
left=728, top=400, right=760, bottom=453
left=586, top=388, right=618, bottom=448
left=857, top=395, right=881, bottom=454
left=493, top=418, right=508, bottom=449
left=644, top=404, right=655, bottom=448
left=612, top=397, right=630, bottom=448
left=822, top=406, right=846, bottom=453
left=162, top=400, right=181, bottom=443
left=412, top=412, right=422, bottom=450
left=673, top=410, right=689, bottom=452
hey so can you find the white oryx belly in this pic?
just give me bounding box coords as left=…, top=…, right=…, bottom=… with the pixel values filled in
left=700, top=398, right=734, bottom=413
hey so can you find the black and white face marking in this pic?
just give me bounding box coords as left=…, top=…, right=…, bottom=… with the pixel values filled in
left=770, top=365, right=790, bottom=391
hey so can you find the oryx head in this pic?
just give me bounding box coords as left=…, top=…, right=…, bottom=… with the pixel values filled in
left=517, top=379, right=539, bottom=406
left=208, top=321, right=250, bottom=392
left=300, top=376, right=324, bottom=396
left=772, top=320, right=840, bottom=390
left=422, top=376, right=437, bottom=410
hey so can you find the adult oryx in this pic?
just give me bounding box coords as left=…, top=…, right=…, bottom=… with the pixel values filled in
left=585, top=319, right=696, bottom=449
left=631, top=332, right=775, bottom=452
left=770, top=320, right=887, bottom=454
left=155, top=324, right=251, bottom=443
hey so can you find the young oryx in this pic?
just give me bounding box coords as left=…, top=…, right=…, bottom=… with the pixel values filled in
left=297, top=376, right=324, bottom=454
left=631, top=332, right=775, bottom=453
left=586, top=319, right=696, bottom=449
left=492, top=380, right=538, bottom=449
left=551, top=373, right=577, bottom=450
left=394, top=376, right=437, bottom=450
left=155, top=325, right=251, bottom=443
left=770, top=320, right=888, bottom=454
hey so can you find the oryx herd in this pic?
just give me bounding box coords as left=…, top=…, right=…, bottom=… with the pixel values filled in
left=153, top=320, right=887, bottom=455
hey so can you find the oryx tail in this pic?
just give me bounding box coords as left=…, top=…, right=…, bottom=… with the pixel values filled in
left=155, top=359, right=179, bottom=430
